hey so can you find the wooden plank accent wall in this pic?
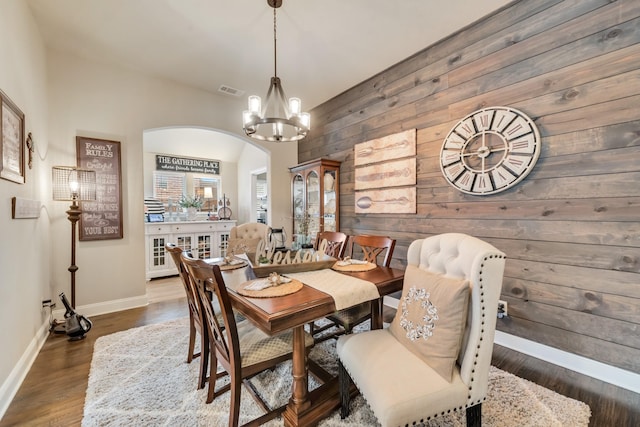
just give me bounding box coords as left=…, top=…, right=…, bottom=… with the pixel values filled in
left=299, top=0, right=640, bottom=373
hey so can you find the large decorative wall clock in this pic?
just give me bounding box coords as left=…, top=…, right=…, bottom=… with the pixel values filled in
left=440, top=106, right=541, bottom=195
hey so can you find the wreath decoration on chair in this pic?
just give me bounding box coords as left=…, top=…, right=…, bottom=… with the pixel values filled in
left=399, top=287, right=439, bottom=341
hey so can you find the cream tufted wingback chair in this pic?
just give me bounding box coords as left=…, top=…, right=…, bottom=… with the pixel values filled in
left=337, top=233, right=506, bottom=427
left=227, top=222, right=269, bottom=255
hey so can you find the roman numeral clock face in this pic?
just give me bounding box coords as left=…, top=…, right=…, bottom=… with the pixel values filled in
left=440, top=106, right=541, bottom=195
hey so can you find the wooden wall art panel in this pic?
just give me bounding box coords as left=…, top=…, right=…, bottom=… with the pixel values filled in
left=354, top=157, right=416, bottom=191
left=355, top=187, right=416, bottom=214
left=299, top=0, right=640, bottom=373
left=353, top=129, right=416, bottom=166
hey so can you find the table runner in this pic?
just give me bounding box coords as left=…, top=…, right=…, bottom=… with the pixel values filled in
left=287, top=269, right=379, bottom=310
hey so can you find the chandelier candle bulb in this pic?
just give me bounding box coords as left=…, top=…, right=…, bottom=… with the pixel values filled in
left=289, top=97, right=301, bottom=115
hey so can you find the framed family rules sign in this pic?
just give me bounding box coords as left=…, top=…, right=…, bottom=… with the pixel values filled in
left=76, top=136, right=123, bottom=241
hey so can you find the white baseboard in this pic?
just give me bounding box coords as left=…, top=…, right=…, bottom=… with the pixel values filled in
left=52, top=294, right=149, bottom=319
left=0, top=294, right=149, bottom=420
left=494, top=331, right=640, bottom=394
left=0, top=320, right=50, bottom=420
left=383, top=296, right=640, bottom=394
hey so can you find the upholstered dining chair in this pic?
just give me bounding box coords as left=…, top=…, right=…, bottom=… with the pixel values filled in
left=227, top=222, right=269, bottom=256
left=313, top=234, right=396, bottom=342
left=337, top=233, right=506, bottom=427
left=166, top=243, right=208, bottom=389
left=181, top=252, right=314, bottom=427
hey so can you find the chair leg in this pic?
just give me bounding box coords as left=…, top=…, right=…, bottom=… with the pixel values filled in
left=466, top=403, right=481, bottom=427
left=187, top=318, right=196, bottom=363
left=338, top=360, right=351, bottom=419
left=199, top=330, right=209, bottom=390
left=229, top=373, right=241, bottom=427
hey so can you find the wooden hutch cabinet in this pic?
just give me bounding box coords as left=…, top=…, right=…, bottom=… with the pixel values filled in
left=289, top=158, right=340, bottom=248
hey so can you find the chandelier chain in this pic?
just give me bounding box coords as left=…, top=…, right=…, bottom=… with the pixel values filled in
left=273, top=6, right=277, bottom=79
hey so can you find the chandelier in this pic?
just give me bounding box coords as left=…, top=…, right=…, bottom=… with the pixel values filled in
left=242, top=0, right=310, bottom=142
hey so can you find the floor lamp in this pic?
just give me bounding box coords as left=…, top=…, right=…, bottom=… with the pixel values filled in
left=52, top=166, right=96, bottom=309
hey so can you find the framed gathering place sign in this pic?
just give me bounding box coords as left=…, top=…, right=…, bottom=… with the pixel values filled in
left=76, top=136, right=123, bottom=241
left=0, top=89, right=26, bottom=184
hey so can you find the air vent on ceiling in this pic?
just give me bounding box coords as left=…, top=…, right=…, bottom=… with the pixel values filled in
left=218, top=85, right=244, bottom=97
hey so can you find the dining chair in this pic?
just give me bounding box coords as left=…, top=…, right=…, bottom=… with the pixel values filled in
left=337, top=233, right=506, bottom=427
left=181, top=252, right=314, bottom=427
left=314, top=231, right=348, bottom=258
left=313, top=234, right=396, bottom=342
left=165, top=243, right=208, bottom=389
left=227, top=222, right=269, bottom=256
left=307, top=231, right=349, bottom=337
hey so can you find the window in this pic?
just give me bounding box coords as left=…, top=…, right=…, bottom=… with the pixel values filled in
left=153, top=171, right=185, bottom=206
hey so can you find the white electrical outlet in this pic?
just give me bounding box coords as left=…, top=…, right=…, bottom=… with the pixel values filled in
left=497, top=300, right=508, bottom=319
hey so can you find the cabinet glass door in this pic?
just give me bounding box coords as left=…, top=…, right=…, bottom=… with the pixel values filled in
left=151, top=236, right=167, bottom=268
left=196, top=234, right=212, bottom=259
left=323, top=169, right=337, bottom=232
left=306, top=171, right=320, bottom=241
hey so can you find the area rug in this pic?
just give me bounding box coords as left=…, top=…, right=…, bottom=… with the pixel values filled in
left=82, top=318, right=591, bottom=426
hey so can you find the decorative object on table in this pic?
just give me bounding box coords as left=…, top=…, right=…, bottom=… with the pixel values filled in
left=11, top=196, right=41, bottom=219
left=242, top=0, right=310, bottom=142
left=0, top=89, right=26, bottom=184
left=52, top=166, right=97, bottom=309
left=179, top=194, right=203, bottom=221
left=76, top=136, right=123, bottom=240
left=440, top=106, right=541, bottom=195
left=250, top=238, right=336, bottom=277
left=217, top=193, right=232, bottom=220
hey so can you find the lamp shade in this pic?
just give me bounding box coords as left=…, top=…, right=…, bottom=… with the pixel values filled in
left=204, top=187, right=213, bottom=199
left=52, top=166, right=97, bottom=201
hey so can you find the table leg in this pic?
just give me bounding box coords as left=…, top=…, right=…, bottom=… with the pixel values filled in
left=371, top=297, right=383, bottom=329
left=283, top=325, right=310, bottom=426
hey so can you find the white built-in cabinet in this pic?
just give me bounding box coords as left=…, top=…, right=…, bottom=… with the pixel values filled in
left=145, top=220, right=236, bottom=280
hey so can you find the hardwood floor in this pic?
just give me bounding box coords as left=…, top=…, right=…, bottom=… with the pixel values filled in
left=1, top=291, right=638, bottom=426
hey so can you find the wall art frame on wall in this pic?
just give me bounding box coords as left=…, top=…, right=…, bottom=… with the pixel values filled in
left=0, top=89, right=26, bottom=184
left=76, top=136, right=124, bottom=241
left=354, top=128, right=416, bottom=167
left=355, top=157, right=416, bottom=191
left=355, top=187, right=416, bottom=214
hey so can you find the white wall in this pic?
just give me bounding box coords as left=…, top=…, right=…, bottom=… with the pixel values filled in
left=0, top=3, right=297, bottom=414
left=0, top=0, right=50, bottom=416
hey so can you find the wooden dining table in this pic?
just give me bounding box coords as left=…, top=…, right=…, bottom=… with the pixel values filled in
left=216, top=259, right=404, bottom=427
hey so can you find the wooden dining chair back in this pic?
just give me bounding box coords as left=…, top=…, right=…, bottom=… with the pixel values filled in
left=345, top=234, right=396, bottom=267
left=314, top=231, right=348, bottom=258
left=166, top=243, right=209, bottom=389
left=312, top=234, right=397, bottom=342
left=181, top=252, right=314, bottom=427
left=337, top=233, right=506, bottom=427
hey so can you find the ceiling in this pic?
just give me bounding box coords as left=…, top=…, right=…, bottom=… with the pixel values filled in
left=26, top=0, right=511, bottom=112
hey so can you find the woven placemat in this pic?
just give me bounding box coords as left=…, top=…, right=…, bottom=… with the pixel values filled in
left=215, top=260, right=248, bottom=271
left=331, top=262, right=377, bottom=272
left=233, top=278, right=303, bottom=298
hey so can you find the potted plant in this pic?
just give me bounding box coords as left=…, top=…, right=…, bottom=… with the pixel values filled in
left=258, top=255, right=270, bottom=266
left=179, top=195, right=203, bottom=221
